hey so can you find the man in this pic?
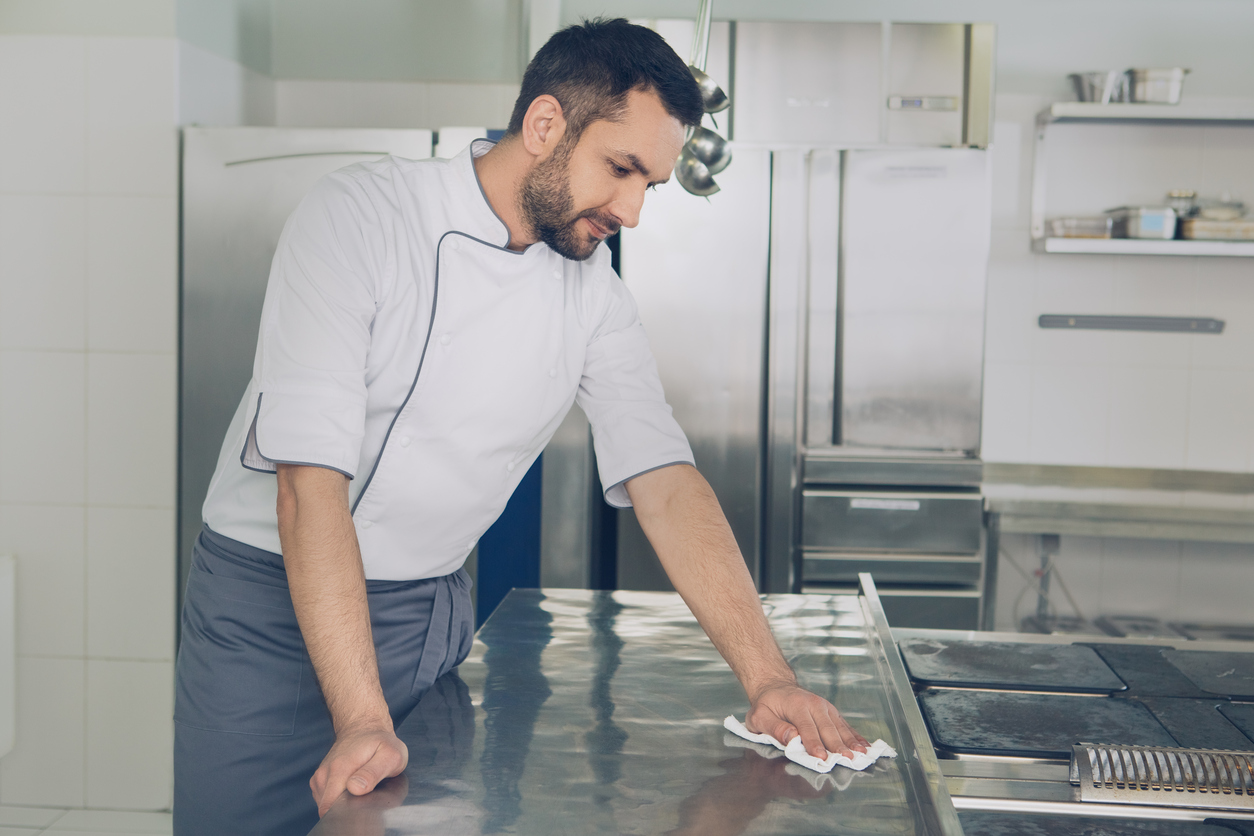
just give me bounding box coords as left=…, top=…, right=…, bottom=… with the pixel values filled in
left=174, top=18, right=866, bottom=835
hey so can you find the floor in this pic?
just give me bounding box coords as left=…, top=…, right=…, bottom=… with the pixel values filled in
left=0, top=807, right=170, bottom=836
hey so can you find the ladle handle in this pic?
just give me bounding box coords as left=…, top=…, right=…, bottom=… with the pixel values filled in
left=689, top=0, right=712, bottom=72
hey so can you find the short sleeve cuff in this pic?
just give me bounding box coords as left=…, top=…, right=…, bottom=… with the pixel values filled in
left=241, top=391, right=365, bottom=478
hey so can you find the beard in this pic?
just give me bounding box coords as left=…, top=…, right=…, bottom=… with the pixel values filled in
left=518, top=139, right=620, bottom=262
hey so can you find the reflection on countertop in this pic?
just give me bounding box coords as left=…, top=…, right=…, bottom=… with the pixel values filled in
left=311, top=588, right=946, bottom=836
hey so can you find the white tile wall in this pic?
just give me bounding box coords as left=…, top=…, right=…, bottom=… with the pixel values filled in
left=86, top=196, right=177, bottom=353
left=984, top=92, right=1254, bottom=473
left=0, top=505, right=84, bottom=658
left=86, top=39, right=177, bottom=198
left=1186, top=369, right=1254, bottom=470
left=0, top=34, right=177, bottom=811
left=86, top=507, right=174, bottom=661
left=0, top=37, right=87, bottom=195
left=0, top=195, right=87, bottom=351
left=0, top=351, right=87, bottom=505
left=993, top=533, right=1254, bottom=631
left=0, top=657, right=84, bottom=807
left=84, top=661, right=172, bottom=810
left=85, top=353, right=175, bottom=509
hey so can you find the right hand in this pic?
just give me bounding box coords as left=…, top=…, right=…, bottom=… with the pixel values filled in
left=310, top=723, right=409, bottom=817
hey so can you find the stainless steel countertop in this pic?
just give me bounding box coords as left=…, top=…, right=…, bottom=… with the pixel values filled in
left=983, top=463, right=1254, bottom=543
left=311, top=587, right=959, bottom=835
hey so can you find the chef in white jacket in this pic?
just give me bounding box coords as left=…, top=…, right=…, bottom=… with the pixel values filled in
left=173, top=18, right=867, bottom=836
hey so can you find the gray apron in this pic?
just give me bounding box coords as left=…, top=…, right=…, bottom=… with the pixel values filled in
left=173, top=525, right=473, bottom=836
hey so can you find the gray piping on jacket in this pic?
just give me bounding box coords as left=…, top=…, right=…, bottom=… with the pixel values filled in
left=349, top=228, right=531, bottom=516
left=240, top=392, right=356, bottom=479
left=467, top=138, right=513, bottom=245
left=605, top=460, right=696, bottom=508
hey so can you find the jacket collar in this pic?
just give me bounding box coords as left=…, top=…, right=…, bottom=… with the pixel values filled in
left=452, top=138, right=514, bottom=250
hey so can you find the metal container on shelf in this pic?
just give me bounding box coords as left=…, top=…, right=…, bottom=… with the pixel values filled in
left=1047, top=216, right=1113, bottom=239
left=1127, top=67, right=1189, bottom=104
left=1181, top=217, right=1254, bottom=241
left=1105, top=205, right=1177, bottom=239
left=1069, top=70, right=1128, bottom=103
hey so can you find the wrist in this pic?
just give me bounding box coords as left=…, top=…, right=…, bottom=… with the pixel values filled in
left=332, top=700, right=394, bottom=737
left=745, top=672, right=797, bottom=704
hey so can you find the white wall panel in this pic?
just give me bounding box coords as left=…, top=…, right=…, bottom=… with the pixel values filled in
left=0, top=36, right=87, bottom=195
left=0, top=504, right=85, bottom=658
left=0, top=195, right=87, bottom=351
left=86, top=196, right=177, bottom=353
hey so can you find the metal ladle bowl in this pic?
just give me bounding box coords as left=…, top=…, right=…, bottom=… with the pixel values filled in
left=685, top=126, right=731, bottom=175
left=676, top=147, right=719, bottom=196
left=689, top=65, right=730, bottom=114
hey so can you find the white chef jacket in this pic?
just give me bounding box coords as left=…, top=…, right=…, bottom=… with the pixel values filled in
left=202, top=140, right=694, bottom=581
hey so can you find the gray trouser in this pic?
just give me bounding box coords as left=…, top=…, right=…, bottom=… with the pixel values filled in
left=173, top=526, right=474, bottom=836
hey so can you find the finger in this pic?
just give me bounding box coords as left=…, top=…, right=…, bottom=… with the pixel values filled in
left=346, top=739, right=408, bottom=796
left=316, top=771, right=352, bottom=817
left=828, top=706, right=870, bottom=749
left=816, top=716, right=858, bottom=758
left=791, top=712, right=828, bottom=760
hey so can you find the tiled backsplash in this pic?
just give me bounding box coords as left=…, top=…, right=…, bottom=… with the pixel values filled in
left=0, top=34, right=177, bottom=810
left=993, top=533, right=1254, bottom=631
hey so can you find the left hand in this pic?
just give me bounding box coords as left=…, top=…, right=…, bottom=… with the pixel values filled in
left=745, top=683, right=870, bottom=761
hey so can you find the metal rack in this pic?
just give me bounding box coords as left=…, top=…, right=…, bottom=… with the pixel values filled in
left=1030, top=102, right=1254, bottom=256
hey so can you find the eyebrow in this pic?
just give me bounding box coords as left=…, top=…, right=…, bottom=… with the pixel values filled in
left=617, top=151, right=669, bottom=187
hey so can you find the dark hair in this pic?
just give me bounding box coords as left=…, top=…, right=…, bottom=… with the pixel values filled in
left=506, top=18, right=704, bottom=141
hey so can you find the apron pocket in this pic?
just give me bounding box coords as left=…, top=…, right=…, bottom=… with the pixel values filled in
left=175, top=566, right=306, bottom=736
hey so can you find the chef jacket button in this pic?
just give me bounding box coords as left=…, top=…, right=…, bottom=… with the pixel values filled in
left=548, top=368, right=556, bottom=378
left=399, top=436, right=411, bottom=447
left=360, top=519, right=373, bottom=529
left=506, top=462, right=516, bottom=473
left=466, top=542, right=475, bottom=551
left=439, top=333, right=451, bottom=346
left=449, top=238, right=461, bottom=251
left=552, top=269, right=561, bottom=280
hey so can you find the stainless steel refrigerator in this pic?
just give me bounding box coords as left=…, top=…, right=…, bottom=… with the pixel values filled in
left=546, top=20, right=998, bottom=629
left=179, top=128, right=434, bottom=596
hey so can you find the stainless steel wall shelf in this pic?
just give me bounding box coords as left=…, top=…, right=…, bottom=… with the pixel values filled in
left=1030, top=102, right=1254, bottom=254
left=1033, top=237, right=1254, bottom=257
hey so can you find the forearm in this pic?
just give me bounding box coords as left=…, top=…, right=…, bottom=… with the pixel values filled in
left=625, top=465, right=795, bottom=700
left=277, top=464, right=389, bottom=732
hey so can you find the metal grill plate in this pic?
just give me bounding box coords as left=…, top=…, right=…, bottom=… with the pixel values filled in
left=1071, top=743, right=1254, bottom=811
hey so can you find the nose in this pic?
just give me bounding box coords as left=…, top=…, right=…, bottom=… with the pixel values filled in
left=610, top=182, right=647, bottom=230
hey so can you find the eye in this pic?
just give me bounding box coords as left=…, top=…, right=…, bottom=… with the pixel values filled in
left=610, top=163, right=631, bottom=177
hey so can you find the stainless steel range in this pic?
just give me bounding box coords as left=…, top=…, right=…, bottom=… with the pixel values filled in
left=894, top=626, right=1254, bottom=834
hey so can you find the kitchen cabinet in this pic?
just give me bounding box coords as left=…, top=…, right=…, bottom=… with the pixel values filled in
left=1030, top=102, right=1254, bottom=256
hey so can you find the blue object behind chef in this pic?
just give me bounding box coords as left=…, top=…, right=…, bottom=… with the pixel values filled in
left=475, top=454, right=542, bottom=627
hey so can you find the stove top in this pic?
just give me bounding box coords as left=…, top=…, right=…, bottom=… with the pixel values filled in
left=1136, top=696, right=1254, bottom=749
left=1220, top=702, right=1254, bottom=741
left=1163, top=650, right=1254, bottom=698
left=900, top=639, right=1127, bottom=693
left=918, top=689, right=1178, bottom=758
left=959, top=811, right=1254, bottom=836
left=1080, top=644, right=1213, bottom=698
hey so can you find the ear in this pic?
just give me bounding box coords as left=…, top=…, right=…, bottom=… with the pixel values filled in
left=520, top=94, right=568, bottom=159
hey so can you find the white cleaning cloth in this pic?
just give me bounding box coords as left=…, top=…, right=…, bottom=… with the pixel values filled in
left=723, top=716, right=897, bottom=774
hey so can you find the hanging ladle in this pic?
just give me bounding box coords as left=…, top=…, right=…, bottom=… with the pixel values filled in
left=678, top=0, right=730, bottom=196
left=688, top=0, right=730, bottom=114
left=676, top=147, right=719, bottom=196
